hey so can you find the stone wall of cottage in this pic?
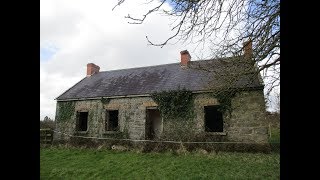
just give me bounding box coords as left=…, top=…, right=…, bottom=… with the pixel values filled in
left=226, top=90, right=268, bottom=142
left=54, top=90, right=268, bottom=143
left=192, top=89, right=268, bottom=143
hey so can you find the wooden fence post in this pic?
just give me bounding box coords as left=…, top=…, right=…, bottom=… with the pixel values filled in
left=40, top=129, right=53, bottom=144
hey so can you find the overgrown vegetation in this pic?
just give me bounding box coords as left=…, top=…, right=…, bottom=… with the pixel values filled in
left=41, top=147, right=280, bottom=179
left=268, top=127, right=280, bottom=152
left=114, top=0, right=280, bottom=103
left=211, top=88, right=237, bottom=115
left=269, top=128, right=280, bottom=144
left=100, top=97, right=110, bottom=105
left=40, top=116, right=55, bottom=130
left=151, top=88, right=195, bottom=121
left=122, top=125, right=129, bottom=139
left=151, top=88, right=196, bottom=141
left=57, top=101, right=75, bottom=122
left=161, top=120, right=197, bottom=141
left=266, top=111, right=280, bottom=151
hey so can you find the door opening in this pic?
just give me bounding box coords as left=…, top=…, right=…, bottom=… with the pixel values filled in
left=204, top=105, right=223, bottom=132
left=145, top=108, right=162, bottom=140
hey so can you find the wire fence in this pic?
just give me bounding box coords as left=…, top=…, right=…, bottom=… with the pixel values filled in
left=41, top=129, right=279, bottom=153
left=52, top=130, right=279, bottom=144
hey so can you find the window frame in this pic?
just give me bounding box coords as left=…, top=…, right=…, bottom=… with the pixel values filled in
left=105, top=109, right=119, bottom=132
left=76, top=111, right=89, bottom=132
left=204, top=105, right=225, bottom=134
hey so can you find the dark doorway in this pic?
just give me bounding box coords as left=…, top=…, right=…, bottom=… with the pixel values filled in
left=76, top=112, right=88, bottom=131
left=106, top=110, right=119, bottom=131
left=145, top=108, right=162, bottom=140
left=204, top=106, right=223, bottom=132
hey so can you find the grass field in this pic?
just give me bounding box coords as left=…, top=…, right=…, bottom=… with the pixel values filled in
left=40, top=147, right=280, bottom=179
left=269, top=127, right=280, bottom=143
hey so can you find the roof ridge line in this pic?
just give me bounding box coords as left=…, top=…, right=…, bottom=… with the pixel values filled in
left=99, top=62, right=179, bottom=73
left=98, top=58, right=223, bottom=73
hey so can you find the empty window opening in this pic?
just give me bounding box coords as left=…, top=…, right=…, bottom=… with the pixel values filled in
left=76, top=112, right=88, bottom=131
left=106, top=110, right=119, bottom=131
left=204, top=106, right=223, bottom=132
left=145, top=108, right=162, bottom=140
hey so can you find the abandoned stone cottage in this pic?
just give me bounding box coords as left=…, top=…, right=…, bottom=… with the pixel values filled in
left=54, top=42, right=268, bottom=143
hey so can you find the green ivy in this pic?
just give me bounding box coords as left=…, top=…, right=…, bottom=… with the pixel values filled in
left=101, top=97, right=110, bottom=105
left=211, top=89, right=238, bottom=115
left=57, top=101, right=75, bottom=122
left=89, top=111, right=94, bottom=121
left=122, top=126, right=130, bottom=139
left=151, top=88, right=194, bottom=121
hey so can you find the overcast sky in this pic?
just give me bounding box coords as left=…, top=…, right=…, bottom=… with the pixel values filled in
left=40, top=0, right=278, bottom=120
left=40, top=0, right=215, bottom=119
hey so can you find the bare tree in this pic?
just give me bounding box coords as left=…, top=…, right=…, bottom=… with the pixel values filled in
left=40, top=116, right=56, bottom=130
left=113, top=0, right=279, bottom=101
left=273, top=90, right=280, bottom=113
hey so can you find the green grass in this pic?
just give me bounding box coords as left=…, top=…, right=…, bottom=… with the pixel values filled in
left=269, top=128, right=280, bottom=143
left=40, top=147, right=280, bottom=179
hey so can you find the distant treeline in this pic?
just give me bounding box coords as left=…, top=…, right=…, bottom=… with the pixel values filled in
left=40, top=116, right=55, bottom=130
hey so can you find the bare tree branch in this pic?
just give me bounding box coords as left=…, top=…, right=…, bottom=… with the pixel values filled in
left=125, top=0, right=166, bottom=24
left=114, top=0, right=280, bottom=109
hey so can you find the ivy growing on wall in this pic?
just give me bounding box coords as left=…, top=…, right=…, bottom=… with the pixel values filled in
left=151, top=88, right=195, bottom=121
left=101, top=97, right=110, bottom=105
left=211, top=88, right=238, bottom=115
left=57, top=101, right=75, bottom=122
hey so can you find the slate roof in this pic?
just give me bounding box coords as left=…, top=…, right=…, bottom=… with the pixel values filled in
left=56, top=58, right=263, bottom=100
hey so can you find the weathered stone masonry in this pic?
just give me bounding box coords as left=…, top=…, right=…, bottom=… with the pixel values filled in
left=55, top=89, right=268, bottom=143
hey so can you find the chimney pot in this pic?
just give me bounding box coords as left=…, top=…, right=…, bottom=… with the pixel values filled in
left=180, top=50, right=191, bottom=67
left=87, top=63, right=100, bottom=76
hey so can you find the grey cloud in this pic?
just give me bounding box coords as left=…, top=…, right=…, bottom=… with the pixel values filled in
left=40, top=0, right=213, bottom=119
left=41, top=12, right=83, bottom=44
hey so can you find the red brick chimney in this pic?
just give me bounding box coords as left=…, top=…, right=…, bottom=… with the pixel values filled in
left=243, top=39, right=253, bottom=59
left=180, top=50, right=191, bottom=67
left=87, top=63, right=100, bottom=76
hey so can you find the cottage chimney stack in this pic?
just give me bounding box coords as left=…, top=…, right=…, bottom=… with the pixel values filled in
left=87, top=63, right=100, bottom=76
left=243, top=39, right=253, bottom=59
left=180, top=50, right=191, bottom=67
